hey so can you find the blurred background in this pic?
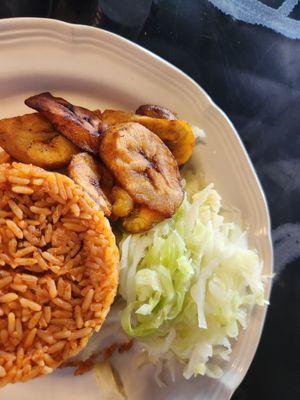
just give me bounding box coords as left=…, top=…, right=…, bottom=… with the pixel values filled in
left=0, top=1, right=299, bottom=399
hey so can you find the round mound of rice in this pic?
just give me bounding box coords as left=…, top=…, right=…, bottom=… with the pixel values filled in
left=0, top=162, right=119, bottom=386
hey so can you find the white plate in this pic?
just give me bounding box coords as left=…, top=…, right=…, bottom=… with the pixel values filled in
left=0, top=18, right=273, bottom=400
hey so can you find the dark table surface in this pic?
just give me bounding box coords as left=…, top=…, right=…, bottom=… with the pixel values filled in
left=1, top=1, right=299, bottom=399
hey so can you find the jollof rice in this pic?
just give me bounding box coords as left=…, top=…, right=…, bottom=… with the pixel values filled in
left=0, top=162, right=119, bottom=386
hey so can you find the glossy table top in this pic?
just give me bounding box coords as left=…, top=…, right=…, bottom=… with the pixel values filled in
left=0, top=1, right=299, bottom=399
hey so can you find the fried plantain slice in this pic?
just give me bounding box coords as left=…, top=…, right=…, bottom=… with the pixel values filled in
left=97, top=162, right=115, bottom=200
left=0, top=112, right=78, bottom=169
left=93, top=109, right=103, bottom=119
left=111, top=186, right=134, bottom=218
left=68, top=152, right=112, bottom=216
left=122, top=206, right=164, bottom=233
left=135, top=104, right=176, bottom=120
left=99, top=122, right=184, bottom=217
left=25, top=92, right=105, bottom=154
left=102, top=110, right=194, bottom=165
left=0, top=146, right=11, bottom=164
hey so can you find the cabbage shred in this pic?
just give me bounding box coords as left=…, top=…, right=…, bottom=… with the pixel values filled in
left=119, top=181, right=265, bottom=379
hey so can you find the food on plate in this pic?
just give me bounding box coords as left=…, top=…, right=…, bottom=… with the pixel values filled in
left=97, top=162, right=115, bottom=200
left=110, top=188, right=163, bottom=233
left=122, top=205, right=163, bottom=233
left=0, top=94, right=187, bottom=232
left=101, top=109, right=195, bottom=165
left=0, top=94, right=267, bottom=391
left=25, top=92, right=105, bottom=154
left=111, top=186, right=134, bottom=219
left=99, top=122, right=184, bottom=217
left=0, top=113, right=78, bottom=169
left=0, top=147, right=11, bottom=164
left=118, top=179, right=266, bottom=379
left=93, top=109, right=103, bottom=119
left=0, top=163, right=118, bottom=386
left=135, top=104, right=176, bottom=120
left=68, top=152, right=111, bottom=216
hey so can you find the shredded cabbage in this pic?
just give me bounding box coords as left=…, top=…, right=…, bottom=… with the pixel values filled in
left=118, top=178, right=265, bottom=379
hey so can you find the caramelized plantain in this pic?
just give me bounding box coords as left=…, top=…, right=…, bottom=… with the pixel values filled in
left=25, top=92, right=105, bottom=154
left=102, top=109, right=194, bottom=165
left=111, top=186, right=134, bottom=218
left=97, top=161, right=115, bottom=201
left=135, top=104, right=176, bottom=120
left=122, top=206, right=164, bottom=233
left=0, top=146, right=11, bottom=164
left=68, top=152, right=111, bottom=216
left=99, top=122, right=184, bottom=217
left=93, top=109, right=103, bottom=119
left=0, top=112, right=78, bottom=169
